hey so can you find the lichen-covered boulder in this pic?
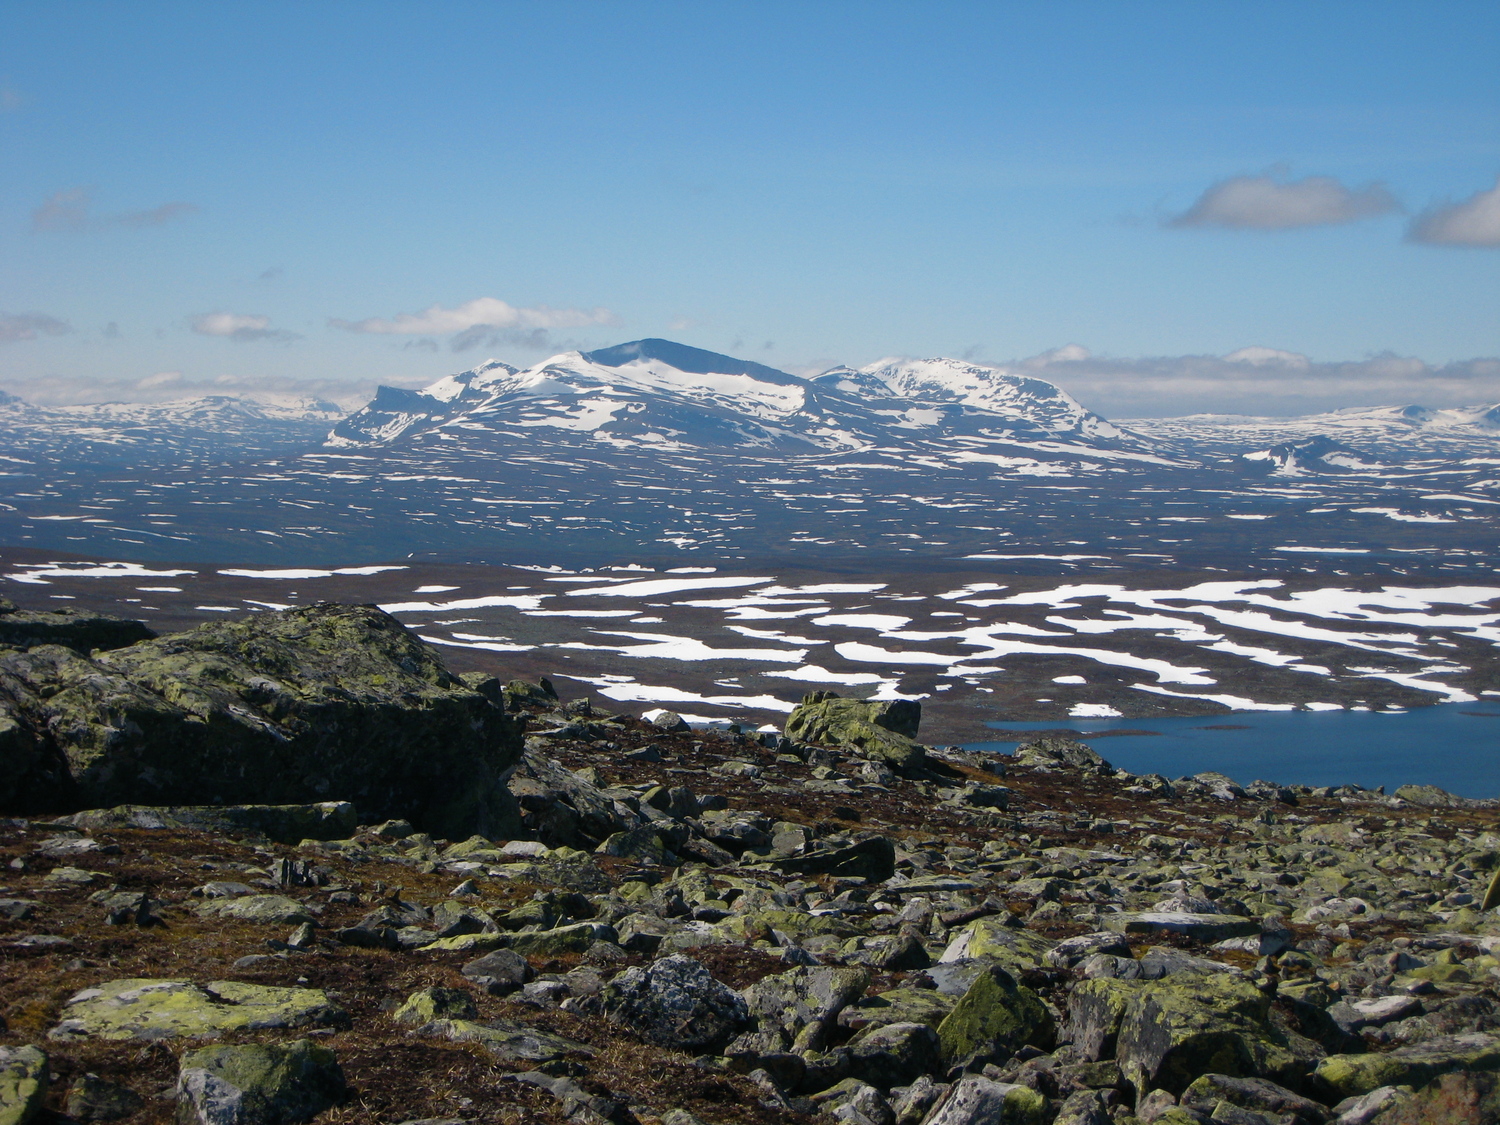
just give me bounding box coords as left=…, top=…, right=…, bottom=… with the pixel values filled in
left=601, top=954, right=750, bottom=1052
left=392, top=987, right=478, bottom=1026
left=783, top=692, right=926, bottom=773
left=49, top=979, right=349, bottom=1041
left=1311, top=1031, right=1500, bottom=1101
left=1106, top=975, right=1301, bottom=1097
left=732, top=964, right=869, bottom=1055
left=935, top=963, right=1054, bottom=1063
left=0, top=604, right=523, bottom=837
left=1013, top=737, right=1114, bottom=775
left=175, top=1039, right=346, bottom=1124
left=0, top=1045, right=47, bottom=1125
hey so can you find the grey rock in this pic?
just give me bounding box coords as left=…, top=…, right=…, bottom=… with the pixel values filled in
left=921, top=1075, right=1048, bottom=1125
left=601, top=953, right=749, bottom=1051
left=848, top=1021, right=942, bottom=1089
left=1180, top=1074, right=1330, bottom=1123
left=461, top=948, right=532, bottom=995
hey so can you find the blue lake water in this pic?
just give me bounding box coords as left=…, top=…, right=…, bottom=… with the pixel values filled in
left=965, top=703, right=1500, bottom=798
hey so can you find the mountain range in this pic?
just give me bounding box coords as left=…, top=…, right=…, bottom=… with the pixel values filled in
left=3, top=339, right=1499, bottom=573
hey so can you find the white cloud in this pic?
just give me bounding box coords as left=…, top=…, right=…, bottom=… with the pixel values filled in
left=190, top=312, right=299, bottom=343
left=1023, top=343, right=1091, bottom=367
left=0, top=312, right=70, bottom=343
left=1223, top=346, right=1311, bottom=369
left=330, top=297, right=618, bottom=340
left=0, top=370, right=408, bottom=409
left=1408, top=176, right=1500, bottom=247
left=1028, top=349, right=1500, bottom=417
left=1169, top=174, right=1399, bottom=230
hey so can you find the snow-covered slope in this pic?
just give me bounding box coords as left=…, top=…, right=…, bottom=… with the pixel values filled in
left=848, top=356, right=1128, bottom=443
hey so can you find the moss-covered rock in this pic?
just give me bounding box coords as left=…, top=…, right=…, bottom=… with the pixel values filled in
left=1112, top=975, right=1301, bottom=1097
left=935, top=963, right=1054, bottom=1062
left=503, top=921, right=619, bottom=958
left=392, top=987, right=478, bottom=1025
left=783, top=692, right=926, bottom=773
left=840, top=987, right=956, bottom=1032
left=175, top=1038, right=346, bottom=1124
left=940, top=917, right=1057, bottom=978
left=1311, top=1031, right=1500, bottom=1101
left=49, top=979, right=348, bottom=1041
left=0, top=1046, right=47, bottom=1125
left=0, top=604, right=523, bottom=837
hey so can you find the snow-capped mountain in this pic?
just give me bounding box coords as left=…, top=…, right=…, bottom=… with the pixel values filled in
left=0, top=393, right=346, bottom=465
left=328, top=339, right=1149, bottom=457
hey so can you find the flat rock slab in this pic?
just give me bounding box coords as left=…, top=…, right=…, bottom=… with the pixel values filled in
left=422, top=1018, right=594, bottom=1063
left=49, top=978, right=349, bottom=1041
left=1102, top=912, right=1259, bottom=943
left=196, top=894, right=316, bottom=925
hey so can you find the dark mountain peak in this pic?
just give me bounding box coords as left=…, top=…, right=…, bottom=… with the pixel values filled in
left=582, top=339, right=803, bottom=386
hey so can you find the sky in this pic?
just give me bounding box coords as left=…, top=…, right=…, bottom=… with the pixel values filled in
left=2, top=0, right=1498, bottom=417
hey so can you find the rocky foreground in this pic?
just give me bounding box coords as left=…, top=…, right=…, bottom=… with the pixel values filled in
left=3, top=604, right=1500, bottom=1124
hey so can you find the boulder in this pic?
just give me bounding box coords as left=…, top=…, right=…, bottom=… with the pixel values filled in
left=772, top=837, right=897, bottom=883
left=49, top=979, right=348, bottom=1041
left=175, top=1039, right=346, bottom=1124
left=392, top=988, right=478, bottom=1025
left=922, top=1075, right=1048, bottom=1125
left=0, top=1045, right=47, bottom=1125
left=461, top=949, right=533, bottom=995
left=1179, top=1074, right=1329, bottom=1123
left=1311, top=1031, right=1500, bottom=1101
left=733, top=964, right=869, bottom=1055
left=601, top=954, right=750, bottom=1052
left=1105, top=975, right=1300, bottom=1097
left=935, top=963, right=1054, bottom=1063
left=847, top=1021, right=943, bottom=1089
left=0, top=604, right=524, bottom=838
left=783, top=692, right=926, bottom=773
left=1013, top=738, right=1114, bottom=775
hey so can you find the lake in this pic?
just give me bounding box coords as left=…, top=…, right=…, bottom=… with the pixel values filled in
left=966, top=703, right=1500, bottom=799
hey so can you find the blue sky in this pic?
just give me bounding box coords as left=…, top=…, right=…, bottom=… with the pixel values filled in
left=2, top=1, right=1498, bottom=415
